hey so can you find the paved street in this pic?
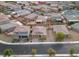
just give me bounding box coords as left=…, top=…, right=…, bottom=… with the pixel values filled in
left=0, top=43, right=79, bottom=55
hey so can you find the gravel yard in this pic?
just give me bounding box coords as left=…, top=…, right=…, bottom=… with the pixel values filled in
left=0, top=34, right=13, bottom=42
left=69, top=30, right=79, bottom=41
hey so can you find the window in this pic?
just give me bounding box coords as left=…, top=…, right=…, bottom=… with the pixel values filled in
left=19, top=36, right=21, bottom=38
left=22, top=36, right=27, bottom=38
left=19, top=36, right=28, bottom=39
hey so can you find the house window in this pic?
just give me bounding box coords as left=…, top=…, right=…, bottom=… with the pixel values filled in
left=22, top=36, right=27, bottom=38
left=19, top=36, right=28, bottom=39
left=19, top=36, right=21, bottom=38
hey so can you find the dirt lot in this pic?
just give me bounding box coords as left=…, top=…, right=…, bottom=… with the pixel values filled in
left=69, top=30, right=79, bottom=41
left=0, top=34, right=13, bottom=42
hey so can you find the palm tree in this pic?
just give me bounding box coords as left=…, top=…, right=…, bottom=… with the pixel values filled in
left=69, top=48, right=75, bottom=57
left=31, top=48, right=37, bottom=57
left=3, top=48, right=14, bottom=57
left=55, top=32, right=65, bottom=41
left=47, top=48, right=56, bottom=57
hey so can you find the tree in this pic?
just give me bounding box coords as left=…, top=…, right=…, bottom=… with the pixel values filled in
left=31, top=48, right=37, bottom=57
left=56, top=32, right=65, bottom=41
left=69, top=48, right=75, bottom=57
left=3, top=48, right=14, bottom=57
left=47, top=48, right=56, bottom=57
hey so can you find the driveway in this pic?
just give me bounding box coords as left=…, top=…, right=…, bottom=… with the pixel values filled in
left=46, top=29, right=55, bottom=42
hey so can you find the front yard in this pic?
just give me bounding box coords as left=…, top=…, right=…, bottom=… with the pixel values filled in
left=69, top=30, right=79, bottom=41
left=0, top=34, right=13, bottom=42
left=0, top=29, right=79, bottom=43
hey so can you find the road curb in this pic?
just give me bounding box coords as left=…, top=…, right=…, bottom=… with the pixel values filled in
left=1, top=40, right=79, bottom=45
left=2, top=54, right=79, bottom=57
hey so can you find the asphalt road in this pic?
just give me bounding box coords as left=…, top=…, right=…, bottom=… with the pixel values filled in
left=0, top=43, right=79, bottom=55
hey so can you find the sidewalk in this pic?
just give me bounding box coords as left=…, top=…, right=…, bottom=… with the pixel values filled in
left=0, top=54, right=78, bottom=57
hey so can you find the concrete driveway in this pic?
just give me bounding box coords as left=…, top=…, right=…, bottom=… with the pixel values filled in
left=46, top=29, right=55, bottom=42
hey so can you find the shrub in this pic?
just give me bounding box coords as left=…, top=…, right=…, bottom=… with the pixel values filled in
left=3, top=48, right=14, bottom=57
left=56, top=32, right=65, bottom=41
left=47, top=48, right=56, bottom=57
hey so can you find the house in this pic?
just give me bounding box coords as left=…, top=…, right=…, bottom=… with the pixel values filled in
left=62, top=10, right=79, bottom=17
left=58, top=5, right=63, bottom=11
left=31, top=6, right=41, bottom=11
left=0, top=13, right=10, bottom=25
left=32, top=26, right=47, bottom=39
left=62, top=10, right=79, bottom=25
left=0, top=2, right=21, bottom=11
left=71, top=23, right=79, bottom=32
left=11, top=9, right=31, bottom=17
left=30, top=1, right=46, bottom=5
left=44, top=13, right=53, bottom=16
left=11, top=20, right=23, bottom=26
left=0, top=13, right=23, bottom=33
left=12, top=26, right=30, bottom=41
left=39, top=5, right=50, bottom=12
left=24, top=13, right=38, bottom=22
left=0, top=22, right=18, bottom=32
left=17, top=1, right=30, bottom=6
left=65, top=15, right=79, bottom=25
left=49, top=4, right=59, bottom=12
left=27, top=21, right=36, bottom=26
left=35, top=16, right=48, bottom=25
left=50, top=13, right=63, bottom=24
left=38, top=1, right=46, bottom=4
left=50, top=4, right=58, bottom=8
left=53, top=25, right=69, bottom=37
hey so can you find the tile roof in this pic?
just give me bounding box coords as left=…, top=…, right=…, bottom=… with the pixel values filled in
left=0, top=13, right=10, bottom=23
left=32, top=26, right=47, bottom=35
left=71, top=23, right=79, bottom=32
left=24, top=13, right=38, bottom=20
left=53, top=25, right=69, bottom=35
left=36, top=16, right=48, bottom=22
left=14, top=26, right=30, bottom=32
